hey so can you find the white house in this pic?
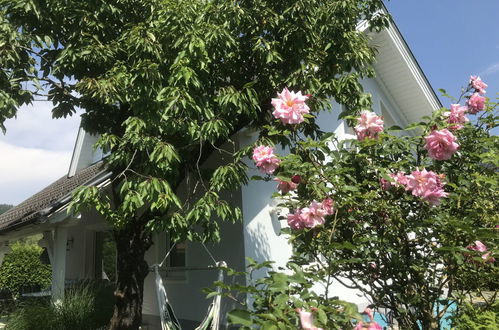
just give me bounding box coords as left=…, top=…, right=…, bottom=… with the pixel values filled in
left=0, top=12, right=440, bottom=330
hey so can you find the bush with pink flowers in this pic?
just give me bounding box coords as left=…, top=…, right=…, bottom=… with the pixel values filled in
left=227, top=77, right=498, bottom=329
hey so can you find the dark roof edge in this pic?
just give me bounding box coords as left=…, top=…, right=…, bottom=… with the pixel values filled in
left=0, top=169, right=112, bottom=236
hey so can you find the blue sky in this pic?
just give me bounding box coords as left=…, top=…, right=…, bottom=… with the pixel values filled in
left=385, top=0, right=499, bottom=104
left=1, top=1, right=498, bottom=205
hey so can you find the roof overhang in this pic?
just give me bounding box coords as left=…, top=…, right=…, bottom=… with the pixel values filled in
left=359, top=11, right=442, bottom=125
left=0, top=163, right=111, bottom=236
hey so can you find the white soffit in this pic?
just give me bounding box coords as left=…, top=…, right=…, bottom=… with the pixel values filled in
left=364, top=19, right=442, bottom=125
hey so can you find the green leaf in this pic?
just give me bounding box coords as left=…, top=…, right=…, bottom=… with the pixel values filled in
left=228, top=309, right=252, bottom=326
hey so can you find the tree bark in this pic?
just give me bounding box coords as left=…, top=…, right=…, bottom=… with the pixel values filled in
left=109, top=220, right=153, bottom=330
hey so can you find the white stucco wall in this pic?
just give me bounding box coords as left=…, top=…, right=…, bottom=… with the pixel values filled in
left=141, top=144, right=247, bottom=328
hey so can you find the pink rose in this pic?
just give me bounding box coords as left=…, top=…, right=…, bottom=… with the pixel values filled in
left=424, top=129, right=459, bottom=161
left=287, top=210, right=306, bottom=230
left=354, top=110, right=384, bottom=141
left=287, top=200, right=331, bottom=230
left=467, top=241, right=495, bottom=263
left=297, top=308, right=323, bottom=330
left=470, top=75, right=488, bottom=94
left=392, top=172, right=409, bottom=186
left=252, top=145, right=280, bottom=174
left=443, top=104, right=469, bottom=130
left=405, top=169, right=448, bottom=205
left=275, top=178, right=298, bottom=194
left=381, top=172, right=408, bottom=190
left=271, top=88, right=310, bottom=125
left=468, top=240, right=487, bottom=252
left=467, top=92, right=486, bottom=114
left=354, top=308, right=383, bottom=330
left=300, top=201, right=326, bottom=228
left=321, top=197, right=335, bottom=215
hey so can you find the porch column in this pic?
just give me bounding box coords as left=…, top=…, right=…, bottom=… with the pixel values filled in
left=38, top=231, right=54, bottom=264
left=52, top=225, right=68, bottom=303
left=0, top=241, right=11, bottom=266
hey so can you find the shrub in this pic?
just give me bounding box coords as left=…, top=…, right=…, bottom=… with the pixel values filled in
left=453, top=301, right=499, bottom=329
left=6, top=281, right=114, bottom=330
left=0, top=241, right=51, bottom=298
left=5, top=297, right=57, bottom=330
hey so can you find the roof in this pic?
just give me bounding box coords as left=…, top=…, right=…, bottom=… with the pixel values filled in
left=0, top=162, right=106, bottom=235
left=370, top=24, right=441, bottom=124
left=357, top=8, right=442, bottom=125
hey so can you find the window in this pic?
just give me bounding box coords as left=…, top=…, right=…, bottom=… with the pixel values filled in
left=165, top=237, right=186, bottom=280
left=168, top=241, right=186, bottom=268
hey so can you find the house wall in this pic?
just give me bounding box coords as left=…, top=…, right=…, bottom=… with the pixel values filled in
left=141, top=144, right=247, bottom=329
left=65, top=210, right=111, bottom=280
left=68, top=128, right=101, bottom=176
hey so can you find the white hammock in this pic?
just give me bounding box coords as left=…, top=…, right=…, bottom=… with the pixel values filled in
left=153, top=243, right=226, bottom=330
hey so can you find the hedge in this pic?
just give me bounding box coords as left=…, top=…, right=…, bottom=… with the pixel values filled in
left=0, top=241, right=51, bottom=298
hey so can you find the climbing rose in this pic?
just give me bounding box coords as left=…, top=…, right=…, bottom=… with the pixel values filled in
left=467, top=241, right=495, bottom=263
left=354, top=110, right=384, bottom=141
left=252, top=145, right=280, bottom=174
left=424, top=129, right=459, bottom=160
left=287, top=210, right=306, bottom=230
left=467, top=92, right=485, bottom=114
left=275, top=178, right=297, bottom=194
left=300, top=201, right=327, bottom=228
left=380, top=177, right=391, bottom=191
left=405, top=169, right=448, bottom=205
left=321, top=197, right=334, bottom=215
left=291, top=175, right=302, bottom=184
left=470, top=75, right=488, bottom=94
left=354, top=308, right=383, bottom=330
left=392, top=172, right=409, bottom=186
left=297, top=308, right=323, bottom=330
left=444, top=104, right=469, bottom=130
left=271, top=88, right=310, bottom=125
left=468, top=240, right=487, bottom=252
left=287, top=200, right=330, bottom=230
left=381, top=172, right=409, bottom=190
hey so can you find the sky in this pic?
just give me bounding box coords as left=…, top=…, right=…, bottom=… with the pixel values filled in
left=385, top=0, right=499, bottom=103
left=1, top=1, right=498, bottom=205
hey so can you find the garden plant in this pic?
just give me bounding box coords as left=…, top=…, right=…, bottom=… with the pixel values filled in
left=223, top=77, right=498, bottom=329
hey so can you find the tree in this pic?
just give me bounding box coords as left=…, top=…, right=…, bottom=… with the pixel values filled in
left=0, top=204, right=13, bottom=215
left=0, top=0, right=390, bottom=328
left=235, top=79, right=497, bottom=329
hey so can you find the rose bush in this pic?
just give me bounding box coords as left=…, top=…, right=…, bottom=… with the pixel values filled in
left=226, top=77, right=497, bottom=329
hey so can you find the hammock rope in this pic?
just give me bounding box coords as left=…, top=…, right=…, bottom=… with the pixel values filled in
left=153, top=241, right=226, bottom=330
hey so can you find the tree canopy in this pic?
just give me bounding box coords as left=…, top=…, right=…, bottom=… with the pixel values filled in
left=1, top=0, right=391, bottom=328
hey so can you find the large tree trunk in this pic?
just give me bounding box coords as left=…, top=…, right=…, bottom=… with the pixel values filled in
left=109, top=220, right=153, bottom=330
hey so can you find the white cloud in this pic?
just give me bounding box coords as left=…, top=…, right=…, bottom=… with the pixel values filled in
left=1, top=101, right=81, bottom=151
left=482, top=62, right=499, bottom=76
left=0, top=141, right=72, bottom=205
left=0, top=102, right=80, bottom=205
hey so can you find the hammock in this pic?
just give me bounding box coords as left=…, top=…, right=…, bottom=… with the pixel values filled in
left=153, top=243, right=226, bottom=330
